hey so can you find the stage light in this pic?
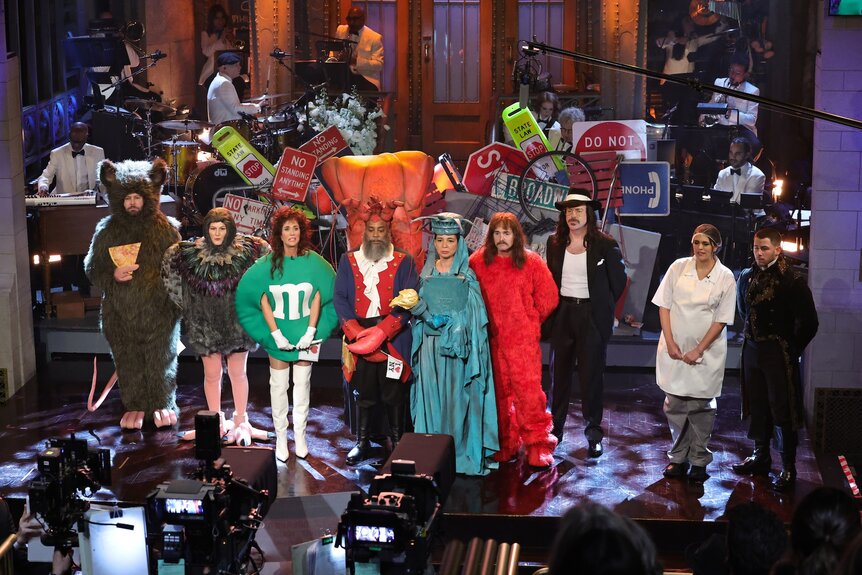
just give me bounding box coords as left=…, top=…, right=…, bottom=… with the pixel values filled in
left=772, top=178, right=783, bottom=202
left=781, top=241, right=798, bottom=253
left=33, top=255, right=62, bottom=265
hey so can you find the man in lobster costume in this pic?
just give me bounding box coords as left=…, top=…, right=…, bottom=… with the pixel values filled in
left=333, top=198, right=419, bottom=465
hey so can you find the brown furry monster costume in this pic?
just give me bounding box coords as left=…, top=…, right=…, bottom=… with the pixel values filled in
left=84, top=159, right=182, bottom=430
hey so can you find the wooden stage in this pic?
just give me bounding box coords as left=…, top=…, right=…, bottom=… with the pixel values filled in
left=0, top=349, right=845, bottom=573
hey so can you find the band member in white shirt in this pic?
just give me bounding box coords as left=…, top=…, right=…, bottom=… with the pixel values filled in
left=714, top=137, right=765, bottom=205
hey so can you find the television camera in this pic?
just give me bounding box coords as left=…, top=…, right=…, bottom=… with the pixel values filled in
left=147, top=411, right=269, bottom=575
left=27, top=434, right=112, bottom=549
left=336, top=460, right=444, bottom=575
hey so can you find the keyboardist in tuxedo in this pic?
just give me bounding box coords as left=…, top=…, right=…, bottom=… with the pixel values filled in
left=36, top=122, right=105, bottom=196
left=714, top=137, right=765, bottom=204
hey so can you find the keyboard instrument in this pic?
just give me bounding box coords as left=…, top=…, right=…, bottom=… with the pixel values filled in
left=25, top=193, right=97, bottom=207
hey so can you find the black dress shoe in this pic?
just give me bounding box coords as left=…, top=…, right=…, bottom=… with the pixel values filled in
left=588, top=439, right=603, bottom=458
left=688, top=465, right=710, bottom=482
left=663, top=461, right=690, bottom=478
left=731, top=454, right=772, bottom=476
left=770, top=468, right=796, bottom=492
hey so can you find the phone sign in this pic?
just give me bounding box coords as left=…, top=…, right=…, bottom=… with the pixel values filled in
left=618, top=161, right=670, bottom=216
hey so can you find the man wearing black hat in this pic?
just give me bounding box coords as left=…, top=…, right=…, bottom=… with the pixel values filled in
left=544, top=189, right=627, bottom=457
left=207, top=51, right=260, bottom=125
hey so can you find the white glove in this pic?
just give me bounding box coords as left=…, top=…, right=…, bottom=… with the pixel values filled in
left=297, top=326, right=316, bottom=350
left=271, top=329, right=294, bottom=350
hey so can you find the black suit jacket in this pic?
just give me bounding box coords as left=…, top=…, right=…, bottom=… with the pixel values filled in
left=546, top=233, right=627, bottom=342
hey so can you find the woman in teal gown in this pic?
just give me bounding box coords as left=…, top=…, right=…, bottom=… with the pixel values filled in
left=409, top=215, right=499, bottom=475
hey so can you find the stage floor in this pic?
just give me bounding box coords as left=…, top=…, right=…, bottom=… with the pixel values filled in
left=0, top=356, right=838, bottom=571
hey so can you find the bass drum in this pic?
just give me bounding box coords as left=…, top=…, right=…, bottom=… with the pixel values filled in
left=183, top=162, right=250, bottom=224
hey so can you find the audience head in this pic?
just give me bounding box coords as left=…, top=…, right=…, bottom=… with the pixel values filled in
left=835, top=530, right=862, bottom=575
left=483, top=212, right=527, bottom=268
left=548, top=502, right=661, bottom=575
left=726, top=502, right=788, bottom=575
left=787, top=487, right=860, bottom=575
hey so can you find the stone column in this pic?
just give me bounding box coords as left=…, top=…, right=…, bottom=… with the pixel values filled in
left=0, top=0, right=37, bottom=397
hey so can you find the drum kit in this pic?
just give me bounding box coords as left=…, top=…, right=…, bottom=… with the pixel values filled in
left=126, top=93, right=303, bottom=228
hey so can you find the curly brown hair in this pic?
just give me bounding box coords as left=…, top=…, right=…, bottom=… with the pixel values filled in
left=270, top=206, right=312, bottom=278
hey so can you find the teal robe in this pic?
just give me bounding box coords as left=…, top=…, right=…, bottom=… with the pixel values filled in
left=235, top=251, right=337, bottom=362
left=410, top=239, right=499, bottom=475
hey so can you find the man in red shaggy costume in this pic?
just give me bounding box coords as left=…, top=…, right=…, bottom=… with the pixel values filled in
left=469, top=212, right=559, bottom=468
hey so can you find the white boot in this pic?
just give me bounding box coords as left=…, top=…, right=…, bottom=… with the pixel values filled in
left=269, top=367, right=291, bottom=462
left=292, top=364, right=313, bottom=459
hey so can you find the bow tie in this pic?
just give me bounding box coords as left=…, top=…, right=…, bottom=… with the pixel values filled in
left=72, top=149, right=85, bottom=158
left=730, top=168, right=741, bottom=176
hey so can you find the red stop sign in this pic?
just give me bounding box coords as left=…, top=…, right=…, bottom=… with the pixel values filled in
left=243, top=159, right=263, bottom=179
left=463, top=142, right=529, bottom=196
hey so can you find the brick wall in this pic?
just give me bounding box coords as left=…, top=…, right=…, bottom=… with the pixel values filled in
left=806, top=7, right=862, bottom=420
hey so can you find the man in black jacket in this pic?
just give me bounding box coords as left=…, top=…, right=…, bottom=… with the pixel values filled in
left=544, top=189, right=628, bottom=457
left=732, top=227, right=818, bottom=491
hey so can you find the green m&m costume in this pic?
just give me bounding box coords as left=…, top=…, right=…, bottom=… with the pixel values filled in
left=235, top=251, right=338, bottom=360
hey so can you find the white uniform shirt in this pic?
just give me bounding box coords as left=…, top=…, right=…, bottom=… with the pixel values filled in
left=652, top=257, right=736, bottom=398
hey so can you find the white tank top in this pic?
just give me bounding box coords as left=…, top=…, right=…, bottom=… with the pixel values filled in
left=560, top=250, right=590, bottom=298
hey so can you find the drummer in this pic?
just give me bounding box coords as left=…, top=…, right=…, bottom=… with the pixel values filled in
left=207, top=52, right=260, bottom=125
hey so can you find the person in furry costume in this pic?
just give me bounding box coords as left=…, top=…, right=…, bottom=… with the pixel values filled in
left=84, top=158, right=182, bottom=429
left=161, top=208, right=271, bottom=445
left=469, top=213, right=559, bottom=468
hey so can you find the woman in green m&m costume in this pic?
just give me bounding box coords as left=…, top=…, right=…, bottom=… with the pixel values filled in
left=236, top=206, right=337, bottom=462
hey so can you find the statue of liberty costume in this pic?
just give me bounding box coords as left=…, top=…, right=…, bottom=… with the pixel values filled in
left=408, top=215, right=499, bottom=475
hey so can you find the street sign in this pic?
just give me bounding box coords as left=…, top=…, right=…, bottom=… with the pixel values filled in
left=462, top=142, right=529, bottom=196
left=618, top=161, right=671, bottom=216
left=273, top=147, right=318, bottom=202
left=222, top=193, right=271, bottom=234
left=491, top=173, right=569, bottom=211
left=300, top=125, right=351, bottom=162
left=572, top=120, right=648, bottom=161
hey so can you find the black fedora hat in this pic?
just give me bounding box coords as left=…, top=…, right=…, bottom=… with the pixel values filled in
left=554, top=188, right=601, bottom=210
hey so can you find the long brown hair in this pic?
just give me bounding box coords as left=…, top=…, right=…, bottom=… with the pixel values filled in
left=549, top=191, right=610, bottom=251
left=482, top=212, right=527, bottom=269
left=270, top=206, right=312, bottom=278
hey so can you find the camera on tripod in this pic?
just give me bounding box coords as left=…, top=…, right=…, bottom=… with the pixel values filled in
left=336, top=459, right=444, bottom=575
left=147, top=411, right=268, bottom=575
left=27, top=434, right=112, bottom=548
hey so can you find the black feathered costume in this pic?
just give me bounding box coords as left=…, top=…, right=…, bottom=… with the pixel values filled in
left=84, top=159, right=182, bottom=428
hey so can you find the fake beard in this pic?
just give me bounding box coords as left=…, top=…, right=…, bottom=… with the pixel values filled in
left=362, top=234, right=391, bottom=261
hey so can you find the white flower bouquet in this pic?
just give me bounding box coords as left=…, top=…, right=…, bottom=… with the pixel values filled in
left=299, top=87, right=386, bottom=155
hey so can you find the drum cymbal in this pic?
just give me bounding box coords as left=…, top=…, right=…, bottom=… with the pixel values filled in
left=243, top=93, right=291, bottom=103
left=158, top=119, right=214, bottom=131
left=124, top=98, right=176, bottom=115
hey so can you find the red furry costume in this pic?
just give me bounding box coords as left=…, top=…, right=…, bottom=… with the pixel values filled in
left=469, top=248, right=559, bottom=467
